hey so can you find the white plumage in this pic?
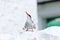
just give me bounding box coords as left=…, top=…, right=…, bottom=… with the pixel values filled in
left=23, top=12, right=36, bottom=31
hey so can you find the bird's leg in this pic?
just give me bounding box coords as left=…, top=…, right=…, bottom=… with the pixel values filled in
left=26, top=28, right=28, bottom=31
left=32, top=28, right=34, bottom=32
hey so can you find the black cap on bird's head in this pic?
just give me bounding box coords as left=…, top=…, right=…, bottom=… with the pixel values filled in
left=26, top=11, right=31, bottom=18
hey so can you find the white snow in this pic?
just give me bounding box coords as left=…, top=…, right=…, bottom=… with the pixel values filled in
left=0, top=26, right=60, bottom=40
left=37, top=26, right=60, bottom=40
left=17, top=26, right=60, bottom=40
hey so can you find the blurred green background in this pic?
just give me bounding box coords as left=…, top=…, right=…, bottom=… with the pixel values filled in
left=46, top=17, right=60, bottom=28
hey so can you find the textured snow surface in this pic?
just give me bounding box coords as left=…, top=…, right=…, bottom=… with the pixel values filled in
left=18, top=26, right=60, bottom=40
left=37, top=26, right=60, bottom=40
left=0, top=26, right=60, bottom=40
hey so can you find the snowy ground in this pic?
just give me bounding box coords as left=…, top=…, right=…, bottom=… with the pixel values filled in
left=18, top=26, right=60, bottom=40
left=0, top=26, right=60, bottom=40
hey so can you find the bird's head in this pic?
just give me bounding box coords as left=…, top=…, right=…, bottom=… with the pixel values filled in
left=26, top=11, right=31, bottom=18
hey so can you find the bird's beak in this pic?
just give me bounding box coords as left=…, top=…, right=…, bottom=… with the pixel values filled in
left=26, top=11, right=29, bottom=15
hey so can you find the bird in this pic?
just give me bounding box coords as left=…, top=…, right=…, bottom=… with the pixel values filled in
left=23, top=11, right=36, bottom=32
